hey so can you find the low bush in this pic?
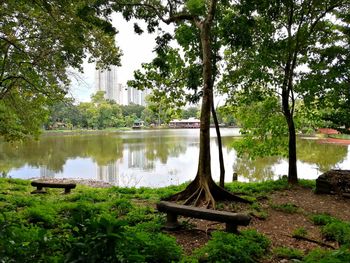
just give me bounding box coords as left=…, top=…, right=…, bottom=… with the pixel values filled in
left=321, top=221, right=350, bottom=245
left=273, top=247, right=304, bottom=260
left=193, top=230, right=270, bottom=263
left=271, top=202, right=299, bottom=214
left=303, top=248, right=350, bottom=263
left=311, top=213, right=339, bottom=226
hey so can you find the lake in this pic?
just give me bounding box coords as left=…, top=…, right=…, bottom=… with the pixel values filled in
left=1, top=128, right=349, bottom=187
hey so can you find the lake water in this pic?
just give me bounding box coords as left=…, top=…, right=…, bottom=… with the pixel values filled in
left=1, top=128, right=349, bottom=187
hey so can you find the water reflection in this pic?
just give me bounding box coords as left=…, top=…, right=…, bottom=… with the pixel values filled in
left=0, top=129, right=349, bottom=187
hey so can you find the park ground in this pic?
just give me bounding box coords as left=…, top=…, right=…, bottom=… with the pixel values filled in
left=1, top=178, right=350, bottom=262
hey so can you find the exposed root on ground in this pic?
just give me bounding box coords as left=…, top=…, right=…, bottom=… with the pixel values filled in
left=165, top=175, right=251, bottom=208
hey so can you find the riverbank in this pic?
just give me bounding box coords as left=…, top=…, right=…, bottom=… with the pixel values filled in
left=1, top=178, right=350, bottom=262
left=42, top=127, right=132, bottom=136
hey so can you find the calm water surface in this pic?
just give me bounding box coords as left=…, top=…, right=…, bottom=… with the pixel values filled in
left=1, top=128, right=349, bottom=187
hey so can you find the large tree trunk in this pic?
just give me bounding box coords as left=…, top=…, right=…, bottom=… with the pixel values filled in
left=167, top=0, right=249, bottom=207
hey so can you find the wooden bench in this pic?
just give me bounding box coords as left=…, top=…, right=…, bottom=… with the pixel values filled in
left=156, top=201, right=251, bottom=233
left=31, top=181, right=76, bottom=194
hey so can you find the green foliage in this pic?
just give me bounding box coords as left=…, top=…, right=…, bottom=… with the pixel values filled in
left=225, top=179, right=291, bottom=197
left=186, top=0, right=206, bottom=16
left=321, top=221, right=350, bottom=245
left=232, top=95, right=289, bottom=159
left=1, top=0, right=121, bottom=140
left=0, top=178, right=183, bottom=262
left=303, top=248, right=350, bottom=263
left=271, top=203, right=299, bottom=214
left=193, top=230, right=270, bottom=263
left=273, top=247, right=304, bottom=260
left=311, top=214, right=339, bottom=226
left=23, top=205, right=57, bottom=227
left=292, top=227, right=308, bottom=238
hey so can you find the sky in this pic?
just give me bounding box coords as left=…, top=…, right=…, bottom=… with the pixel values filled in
left=69, top=14, right=167, bottom=102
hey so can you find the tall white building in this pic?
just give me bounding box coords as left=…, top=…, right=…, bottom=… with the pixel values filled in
left=127, top=86, right=149, bottom=106
left=95, top=66, right=120, bottom=103
left=95, top=66, right=149, bottom=106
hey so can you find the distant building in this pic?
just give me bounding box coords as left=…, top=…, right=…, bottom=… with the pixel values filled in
left=169, top=118, right=200, bottom=128
left=126, top=86, right=149, bottom=106
left=95, top=66, right=149, bottom=106
left=95, top=66, right=120, bottom=102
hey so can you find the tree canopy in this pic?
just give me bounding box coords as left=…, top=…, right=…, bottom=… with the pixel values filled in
left=220, top=0, right=350, bottom=183
left=0, top=0, right=121, bottom=140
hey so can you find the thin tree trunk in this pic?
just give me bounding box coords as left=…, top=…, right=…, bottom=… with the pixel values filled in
left=211, top=103, right=225, bottom=187
left=287, top=116, right=298, bottom=184
left=282, top=84, right=298, bottom=184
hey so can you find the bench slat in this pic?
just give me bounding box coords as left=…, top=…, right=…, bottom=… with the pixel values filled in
left=157, top=201, right=251, bottom=225
left=31, top=181, right=76, bottom=189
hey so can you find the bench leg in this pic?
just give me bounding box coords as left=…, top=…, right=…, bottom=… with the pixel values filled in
left=31, top=186, right=47, bottom=194
left=164, top=213, right=180, bottom=230
left=225, top=223, right=238, bottom=233
left=64, top=188, right=71, bottom=194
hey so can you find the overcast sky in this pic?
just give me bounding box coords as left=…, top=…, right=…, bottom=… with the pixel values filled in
left=69, top=14, right=169, bottom=102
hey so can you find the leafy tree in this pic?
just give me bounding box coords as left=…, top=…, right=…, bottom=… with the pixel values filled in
left=46, top=98, right=82, bottom=128
left=114, top=0, right=248, bottom=207
left=120, top=103, right=145, bottom=119
left=0, top=0, right=121, bottom=140
left=300, top=9, right=350, bottom=132
left=221, top=0, right=349, bottom=183
left=181, top=106, right=200, bottom=119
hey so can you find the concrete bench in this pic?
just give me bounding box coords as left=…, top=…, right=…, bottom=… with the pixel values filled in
left=31, top=181, right=76, bottom=194
left=156, top=201, right=251, bottom=233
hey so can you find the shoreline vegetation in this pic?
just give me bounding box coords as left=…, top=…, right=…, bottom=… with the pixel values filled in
left=1, top=178, right=350, bottom=262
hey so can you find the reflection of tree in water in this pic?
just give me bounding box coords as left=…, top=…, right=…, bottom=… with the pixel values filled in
left=297, top=139, right=348, bottom=172
left=233, top=156, right=281, bottom=182
left=0, top=135, right=123, bottom=173
left=124, top=135, right=188, bottom=166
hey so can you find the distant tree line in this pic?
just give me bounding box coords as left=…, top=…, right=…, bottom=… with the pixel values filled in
left=45, top=91, right=236, bottom=130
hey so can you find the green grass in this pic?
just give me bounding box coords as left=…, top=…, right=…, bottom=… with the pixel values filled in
left=329, top=134, right=350, bottom=140
left=271, top=202, right=299, bottom=214
left=273, top=247, right=304, bottom=260
left=0, top=177, right=331, bottom=262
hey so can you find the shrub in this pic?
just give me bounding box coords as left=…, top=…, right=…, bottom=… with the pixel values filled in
left=66, top=215, right=182, bottom=263
left=273, top=247, right=304, bottom=260
left=0, top=222, right=63, bottom=262
left=321, top=221, right=350, bottom=245
left=23, top=205, right=57, bottom=227
left=311, top=214, right=339, bottom=226
left=271, top=203, right=299, bottom=214
left=292, top=227, right=308, bottom=238
left=111, top=198, right=133, bottom=216
left=194, top=230, right=270, bottom=263
left=303, top=248, right=350, bottom=263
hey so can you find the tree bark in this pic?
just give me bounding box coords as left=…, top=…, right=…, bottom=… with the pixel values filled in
left=211, top=103, right=225, bottom=187
left=166, top=0, right=250, bottom=207
left=287, top=116, right=298, bottom=184
left=282, top=81, right=298, bottom=184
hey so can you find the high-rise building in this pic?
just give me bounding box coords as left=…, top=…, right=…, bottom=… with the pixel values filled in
left=126, top=86, right=149, bottom=106
left=95, top=66, right=119, bottom=102
left=95, top=66, right=149, bottom=106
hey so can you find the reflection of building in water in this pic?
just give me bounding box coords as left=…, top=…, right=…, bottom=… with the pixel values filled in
left=96, top=162, right=120, bottom=184
left=40, top=165, right=55, bottom=178
left=127, top=148, right=153, bottom=170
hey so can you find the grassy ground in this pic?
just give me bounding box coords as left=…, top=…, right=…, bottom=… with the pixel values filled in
left=1, top=178, right=349, bottom=262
